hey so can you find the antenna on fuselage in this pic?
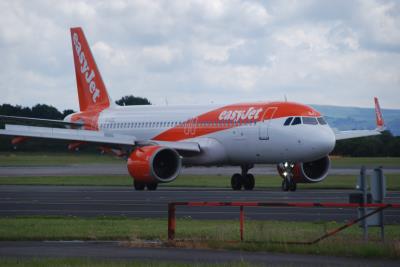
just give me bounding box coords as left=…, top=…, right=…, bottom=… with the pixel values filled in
left=165, top=97, right=169, bottom=106
left=284, top=94, right=288, bottom=102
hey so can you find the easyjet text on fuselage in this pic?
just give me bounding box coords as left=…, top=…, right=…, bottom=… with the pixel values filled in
left=218, top=107, right=263, bottom=122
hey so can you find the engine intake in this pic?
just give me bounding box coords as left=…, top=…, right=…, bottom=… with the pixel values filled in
left=277, top=156, right=330, bottom=183
left=127, top=146, right=182, bottom=184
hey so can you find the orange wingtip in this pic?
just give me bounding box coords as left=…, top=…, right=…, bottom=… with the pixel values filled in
left=374, top=97, right=384, bottom=128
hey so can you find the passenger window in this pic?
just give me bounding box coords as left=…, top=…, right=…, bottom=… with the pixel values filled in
left=317, top=117, right=327, bottom=125
left=291, top=117, right=301, bottom=125
left=302, top=117, right=318, bottom=125
left=284, top=117, right=293, bottom=126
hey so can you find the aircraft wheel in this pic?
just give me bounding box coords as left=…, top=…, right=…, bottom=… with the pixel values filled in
left=289, top=181, right=297, bottom=192
left=134, top=181, right=145, bottom=191
left=243, top=174, right=255, bottom=190
left=147, top=183, right=158, bottom=191
left=231, top=173, right=243, bottom=190
left=281, top=180, right=289, bottom=191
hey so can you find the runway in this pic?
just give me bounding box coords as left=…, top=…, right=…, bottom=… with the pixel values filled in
left=1, top=185, right=399, bottom=222
left=1, top=241, right=399, bottom=266
left=1, top=164, right=400, bottom=177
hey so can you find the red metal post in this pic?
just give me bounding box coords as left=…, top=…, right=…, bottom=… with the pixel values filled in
left=240, top=205, right=244, bottom=241
left=168, top=203, right=176, bottom=240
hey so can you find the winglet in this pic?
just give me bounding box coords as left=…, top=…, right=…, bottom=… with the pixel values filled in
left=374, top=97, right=385, bottom=131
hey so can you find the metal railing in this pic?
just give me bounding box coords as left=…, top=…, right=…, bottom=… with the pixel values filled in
left=167, top=202, right=400, bottom=243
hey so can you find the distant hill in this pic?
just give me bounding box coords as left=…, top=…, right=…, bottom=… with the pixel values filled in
left=311, top=104, right=400, bottom=136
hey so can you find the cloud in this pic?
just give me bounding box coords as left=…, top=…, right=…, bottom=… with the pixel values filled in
left=0, top=0, right=399, bottom=110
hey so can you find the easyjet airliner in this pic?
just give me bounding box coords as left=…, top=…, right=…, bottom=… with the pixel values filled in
left=0, top=27, right=386, bottom=191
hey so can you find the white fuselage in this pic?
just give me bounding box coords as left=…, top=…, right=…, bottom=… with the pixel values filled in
left=82, top=103, right=336, bottom=166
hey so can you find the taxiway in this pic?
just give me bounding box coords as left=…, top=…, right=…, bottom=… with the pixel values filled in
left=1, top=185, right=399, bottom=222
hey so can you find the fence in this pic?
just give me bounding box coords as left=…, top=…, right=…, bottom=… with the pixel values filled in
left=167, top=202, right=400, bottom=243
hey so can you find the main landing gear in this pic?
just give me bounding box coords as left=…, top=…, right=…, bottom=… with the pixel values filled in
left=133, top=181, right=158, bottom=191
left=279, top=162, right=297, bottom=192
left=231, top=164, right=255, bottom=191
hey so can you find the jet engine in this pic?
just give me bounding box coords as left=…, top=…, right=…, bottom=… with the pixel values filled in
left=277, top=156, right=330, bottom=183
left=127, top=146, right=182, bottom=184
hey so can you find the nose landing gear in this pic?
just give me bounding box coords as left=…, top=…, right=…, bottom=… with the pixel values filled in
left=231, top=164, right=255, bottom=190
left=279, top=162, right=297, bottom=192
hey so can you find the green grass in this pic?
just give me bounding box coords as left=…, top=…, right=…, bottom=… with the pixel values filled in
left=0, top=217, right=399, bottom=259
left=331, top=157, right=400, bottom=168
left=0, top=174, right=398, bottom=190
left=0, top=152, right=399, bottom=168
left=0, top=152, right=121, bottom=166
left=0, top=258, right=257, bottom=267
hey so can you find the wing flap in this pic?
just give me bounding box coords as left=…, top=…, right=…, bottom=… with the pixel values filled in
left=0, top=124, right=135, bottom=145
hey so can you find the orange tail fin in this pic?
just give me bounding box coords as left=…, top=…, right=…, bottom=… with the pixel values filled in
left=70, top=27, right=111, bottom=111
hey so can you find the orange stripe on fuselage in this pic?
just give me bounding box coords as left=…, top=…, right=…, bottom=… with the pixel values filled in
left=153, top=101, right=321, bottom=142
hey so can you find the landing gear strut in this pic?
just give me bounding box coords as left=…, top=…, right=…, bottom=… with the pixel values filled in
left=134, top=181, right=158, bottom=191
left=231, top=164, right=255, bottom=191
left=279, top=162, right=297, bottom=192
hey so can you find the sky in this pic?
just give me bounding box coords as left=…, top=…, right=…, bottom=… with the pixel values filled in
left=0, top=0, right=399, bottom=111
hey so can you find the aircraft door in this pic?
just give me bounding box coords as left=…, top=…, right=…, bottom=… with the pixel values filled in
left=258, top=107, right=277, bottom=140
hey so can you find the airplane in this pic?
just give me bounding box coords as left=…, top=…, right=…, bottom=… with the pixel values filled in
left=0, top=27, right=386, bottom=191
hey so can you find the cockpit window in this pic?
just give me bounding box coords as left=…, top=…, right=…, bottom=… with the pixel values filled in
left=317, top=117, right=327, bottom=125
left=284, top=117, right=293, bottom=126
left=302, top=117, right=318, bottom=125
left=291, top=117, right=301, bottom=125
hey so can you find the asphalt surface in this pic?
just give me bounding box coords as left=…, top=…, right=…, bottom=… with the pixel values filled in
left=1, top=241, right=399, bottom=266
left=1, top=165, right=399, bottom=265
left=1, top=164, right=400, bottom=177
left=1, top=185, right=399, bottom=223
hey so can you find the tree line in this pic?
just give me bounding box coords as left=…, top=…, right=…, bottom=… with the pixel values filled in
left=0, top=95, right=399, bottom=156
left=0, top=95, right=151, bottom=119
left=333, top=130, right=400, bottom=157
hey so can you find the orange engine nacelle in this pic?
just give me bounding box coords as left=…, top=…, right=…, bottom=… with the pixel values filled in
left=277, top=156, right=330, bottom=183
left=127, top=146, right=182, bottom=184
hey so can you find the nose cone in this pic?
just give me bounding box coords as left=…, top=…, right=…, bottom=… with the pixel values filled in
left=310, top=127, right=336, bottom=158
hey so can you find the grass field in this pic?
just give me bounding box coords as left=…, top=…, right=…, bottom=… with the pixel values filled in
left=0, top=216, right=398, bottom=259
left=330, top=157, right=400, bottom=168
left=0, top=259, right=257, bottom=267
left=0, top=152, right=121, bottom=166
left=0, top=152, right=400, bottom=168
left=0, top=174, right=398, bottom=190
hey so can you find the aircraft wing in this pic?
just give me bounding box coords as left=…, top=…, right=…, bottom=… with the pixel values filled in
left=139, top=140, right=200, bottom=153
left=0, top=115, right=83, bottom=128
left=0, top=124, right=136, bottom=145
left=0, top=124, right=201, bottom=152
left=334, top=97, right=385, bottom=141
left=334, top=129, right=382, bottom=140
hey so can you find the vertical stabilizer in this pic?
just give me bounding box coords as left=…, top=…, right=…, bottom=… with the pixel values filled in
left=70, top=27, right=111, bottom=111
